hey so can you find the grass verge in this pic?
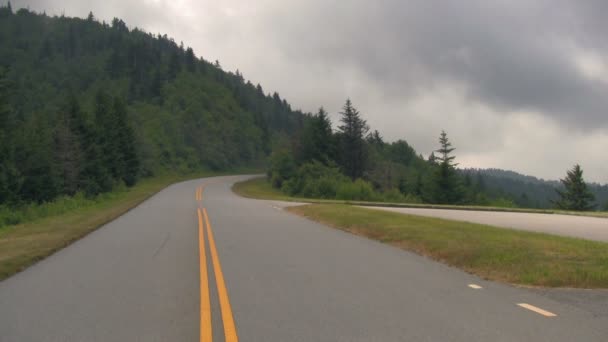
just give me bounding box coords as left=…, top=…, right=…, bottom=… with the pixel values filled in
left=0, top=171, right=251, bottom=281
left=233, top=177, right=608, bottom=218
left=288, top=204, right=608, bottom=288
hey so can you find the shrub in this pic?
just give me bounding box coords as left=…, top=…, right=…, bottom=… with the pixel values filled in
left=268, top=150, right=296, bottom=188
left=382, top=188, right=406, bottom=203
left=336, top=179, right=376, bottom=201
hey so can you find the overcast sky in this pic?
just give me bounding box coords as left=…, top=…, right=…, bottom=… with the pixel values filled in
left=13, top=0, right=608, bottom=183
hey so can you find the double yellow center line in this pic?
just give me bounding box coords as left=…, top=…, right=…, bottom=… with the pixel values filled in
left=196, top=185, right=239, bottom=342
left=196, top=186, right=204, bottom=201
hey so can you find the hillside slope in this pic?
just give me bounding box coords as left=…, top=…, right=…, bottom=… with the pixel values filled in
left=0, top=6, right=303, bottom=204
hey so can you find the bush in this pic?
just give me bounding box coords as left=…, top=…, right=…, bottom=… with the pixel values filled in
left=336, top=179, right=376, bottom=201
left=268, top=150, right=296, bottom=188
left=402, top=193, right=423, bottom=204
left=282, top=161, right=346, bottom=198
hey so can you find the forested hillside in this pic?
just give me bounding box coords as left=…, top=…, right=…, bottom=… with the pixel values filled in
left=0, top=4, right=605, bottom=212
left=463, top=169, right=608, bottom=209
left=0, top=5, right=303, bottom=205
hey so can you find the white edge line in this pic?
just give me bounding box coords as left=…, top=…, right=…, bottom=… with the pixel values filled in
left=517, top=303, right=557, bottom=317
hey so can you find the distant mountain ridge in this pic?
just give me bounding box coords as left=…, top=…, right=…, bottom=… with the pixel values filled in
left=462, top=168, right=608, bottom=209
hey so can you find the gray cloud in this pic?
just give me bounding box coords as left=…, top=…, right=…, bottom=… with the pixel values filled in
left=12, top=0, right=608, bottom=182
left=260, top=1, right=608, bottom=129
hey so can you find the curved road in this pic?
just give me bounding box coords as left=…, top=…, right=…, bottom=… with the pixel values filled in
left=1, top=175, right=607, bottom=341
left=364, top=207, right=608, bottom=242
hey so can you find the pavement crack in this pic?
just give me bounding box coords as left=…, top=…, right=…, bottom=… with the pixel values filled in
left=153, top=232, right=171, bottom=258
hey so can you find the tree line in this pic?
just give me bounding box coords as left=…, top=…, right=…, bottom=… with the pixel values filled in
left=269, top=99, right=474, bottom=205
left=269, top=99, right=606, bottom=211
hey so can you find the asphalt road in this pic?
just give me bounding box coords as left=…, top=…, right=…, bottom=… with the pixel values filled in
left=364, top=206, right=608, bottom=242
left=1, top=175, right=607, bottom=341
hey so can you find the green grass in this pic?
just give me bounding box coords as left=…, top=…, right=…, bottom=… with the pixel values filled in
left=0, top=170, right=256, bottom=281
left=233, top=177, right=608, bottom=218
left=288, top=204, right=608, bottom=288
left=231, top=177, right=290, bottom=200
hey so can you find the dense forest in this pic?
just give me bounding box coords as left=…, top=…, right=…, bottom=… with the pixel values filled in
left=1, top=4, right=606, bottom=211
left=0, top=5, right=302, bottom=205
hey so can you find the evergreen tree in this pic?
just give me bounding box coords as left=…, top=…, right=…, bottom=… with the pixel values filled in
left=112, top=97, right=139, bottom=186
left=185, top=47, right=196, bottom=72
left=78, top=91, right=114, bottom=195
left=428, top=152, right=437, bottom=165
left=299, top=107, right=334, bottom=164
left=18, top=116, right=59, bottom=203
left=338, top=99, right=369, bottom=180
left=0, top=1, right=12, bottom=17
left=54, top=95, right=84, bottom=195
left=367, top=130, right=383, bottom=146
left=432, top=130, right=462, bottom=204
left=168, top=50, right=182, bottom=79
left=553, top=164, right=595, bottom=211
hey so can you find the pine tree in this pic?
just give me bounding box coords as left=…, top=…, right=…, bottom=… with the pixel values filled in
left=17, top=114, right=59, bottom=203
left=112, top=97, right=139, bottom=186
left=338, top=99, right=369, bottom=180
left=54, top=95, right=84, bottom=195
left=78, top=91, right=114, bottom=195
left=554, top=164, right=595, bottom=211
left=437, top=131, right=456, bottom=166
left=432, top=130, right=462, bottom=204
left=367, top=130, right=384, bottom=146
left=185, top=47, right=196, bottom=72
left=168, top=50, right=182, bottom=79
left=299, top=107, right=334, bottom=164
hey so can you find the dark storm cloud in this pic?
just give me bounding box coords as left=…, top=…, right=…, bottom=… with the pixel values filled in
left=260, top=0, right=608, bottom=129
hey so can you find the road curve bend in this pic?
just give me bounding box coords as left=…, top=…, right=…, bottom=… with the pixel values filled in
left=1, top=175, right=607, bottom=341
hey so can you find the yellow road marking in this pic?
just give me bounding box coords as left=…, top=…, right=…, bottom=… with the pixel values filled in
left=203, top=208, right=239, bottom=342
left=517, top=303, right=557, bottom=317
left=196, top=186, right=205, bottom=201
left=197, top=209, right=212, bottom=342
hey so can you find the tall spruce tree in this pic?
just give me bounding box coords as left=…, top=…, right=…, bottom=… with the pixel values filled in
left=432, top=130, right=462, bottom=204
left=554, top=164, right=595, bottom=211
left=185, top=47, right=196, bottom=72
left=338, top=99, right=369, bottom=180
left=112, top=97, right=139, bottom=186
left=54, top=95, right=84, bottom=195
left=299, top=107, right=334, bottom=164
